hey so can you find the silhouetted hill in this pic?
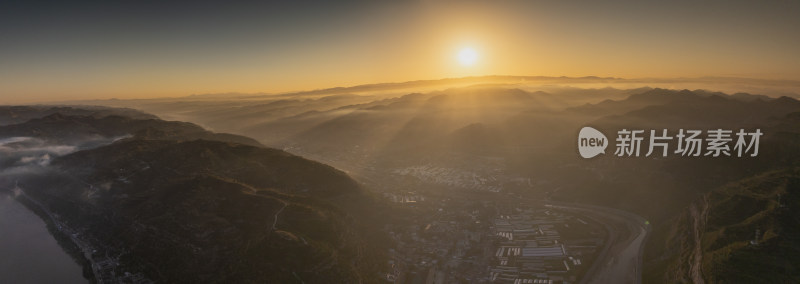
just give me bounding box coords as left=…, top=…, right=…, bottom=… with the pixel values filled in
left=591, top=90, right=800, bottom=129
left=0, top=105, right=156, bottom=126
left=0, top=113, right=262, bottom=147
left=447, top=123, right=508, bottom=155
left=55, top=139, right=360, bottom=198
left=568, top=88, right=784, bottom=118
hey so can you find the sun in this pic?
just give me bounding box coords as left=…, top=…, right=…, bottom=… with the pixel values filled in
left=457, top=47, right=478, bottom=66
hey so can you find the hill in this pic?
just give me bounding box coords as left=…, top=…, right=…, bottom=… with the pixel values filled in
left=0, top=105, right=156, bottom=126
left=0, top=112, right=263, bottom=147
left=0, top=109, right=389, bottom=283
left=644, top=169, right=800, bottom=283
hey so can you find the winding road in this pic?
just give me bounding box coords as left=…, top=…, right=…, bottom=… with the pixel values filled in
left=272, top=202, right=287, bottom=231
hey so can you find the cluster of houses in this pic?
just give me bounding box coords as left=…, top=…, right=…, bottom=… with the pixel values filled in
left=489, top=209, right=603, bottom=283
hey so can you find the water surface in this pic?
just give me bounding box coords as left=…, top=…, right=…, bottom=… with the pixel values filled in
left=0, top=193, right=87, bottom=284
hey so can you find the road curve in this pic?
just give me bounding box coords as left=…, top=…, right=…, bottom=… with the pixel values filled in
left=545, top=201, right=650, bottom=284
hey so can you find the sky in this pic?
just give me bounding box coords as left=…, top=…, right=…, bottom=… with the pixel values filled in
left=1, top=0, right=799, bottom=102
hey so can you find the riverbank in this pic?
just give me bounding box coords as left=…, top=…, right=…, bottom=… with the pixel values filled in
left=7, top=188, right=97, bottom=283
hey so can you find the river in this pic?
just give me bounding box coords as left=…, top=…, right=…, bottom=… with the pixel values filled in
left=0, top=193, right=88, bottom=284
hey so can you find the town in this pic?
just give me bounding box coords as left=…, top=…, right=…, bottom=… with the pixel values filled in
left=383, top=190, right=605, bottom=284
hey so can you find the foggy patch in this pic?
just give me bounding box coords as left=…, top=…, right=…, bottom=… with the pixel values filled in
left=0, top=135, right=130, bottom=178
left=0, top=137, right=77, bottom=157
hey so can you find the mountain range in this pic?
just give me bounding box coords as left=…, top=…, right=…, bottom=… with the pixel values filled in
left=4, top=84, right=800, bottom=282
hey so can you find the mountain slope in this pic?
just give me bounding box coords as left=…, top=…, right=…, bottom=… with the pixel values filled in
left=644, top=169, right=800, bottom=283
left=0, top=109, right=388, bottom=283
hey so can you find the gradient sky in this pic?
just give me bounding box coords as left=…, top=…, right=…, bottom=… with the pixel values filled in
left=1, top=0, right=799, bottom=102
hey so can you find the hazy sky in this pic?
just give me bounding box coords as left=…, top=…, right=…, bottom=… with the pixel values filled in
left=1, top=0, right=799, bottom=102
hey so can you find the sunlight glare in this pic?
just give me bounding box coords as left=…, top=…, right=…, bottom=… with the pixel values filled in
left=457, top=47, right=478, bottom=66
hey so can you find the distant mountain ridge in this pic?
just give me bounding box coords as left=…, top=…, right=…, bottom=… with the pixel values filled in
left=0, top=112, right=263, bottom=147
left=0, top=105, right=156, bottom=126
